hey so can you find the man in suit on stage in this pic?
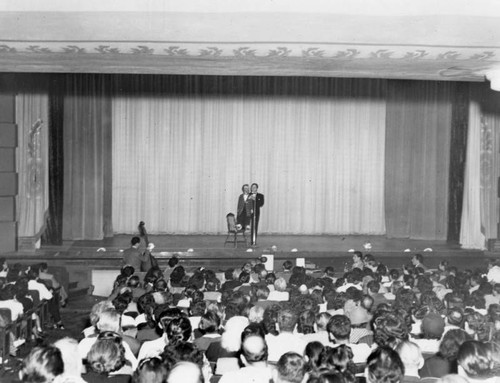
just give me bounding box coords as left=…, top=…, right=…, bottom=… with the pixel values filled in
left=237, top=184, right=251, bottom=230
left=249, top=183, right=265, bottom=245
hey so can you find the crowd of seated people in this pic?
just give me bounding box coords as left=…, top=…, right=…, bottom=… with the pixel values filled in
left=0, top=259, right=65, bottom=358
left=11, top=253, right=500, bottom=383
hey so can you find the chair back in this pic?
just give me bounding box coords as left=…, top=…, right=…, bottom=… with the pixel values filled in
left=28, top=290, right=40, bottom=306
left=0, top=308, right=11, bottom=327
left=226, top=213, right=237, bottom=232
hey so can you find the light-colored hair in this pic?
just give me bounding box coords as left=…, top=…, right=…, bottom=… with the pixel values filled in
left=96, top=308, right=121, bottom=332
left=248, top=306, right=265, bottom=323
left=274, top=278, right=287, bottom=292
left=53, top=337, right=83, bottom=376
left=221, top=316, right=249, bottom=352
left=316, top=312, right=332, bottom=331
left=21, top=346, right=64, bottom=383
left=86, top=337, right=127, bottom=374
left=167, top=362, right=204, bottom=383
left=395, top=341, right=423, bottom=369
left=89, top=300, right=114, bottom=327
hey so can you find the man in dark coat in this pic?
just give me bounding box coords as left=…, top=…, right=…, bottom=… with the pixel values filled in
left=122, top=236, right=147, bottom=271
left=249, top=183, right=264, bottom=245
left=237, top=184, right=251, bottom=230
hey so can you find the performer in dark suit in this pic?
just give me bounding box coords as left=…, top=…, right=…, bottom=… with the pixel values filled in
left=237, top=184, right=251, bottom=230
left=249, top=183, right=265, bottom=246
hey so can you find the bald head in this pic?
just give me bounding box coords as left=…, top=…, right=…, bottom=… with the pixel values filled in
left=167, top=362, right=203, bottom=383
left=241, top=335, right=268, bottom=364
left=396, top=341, right=424, bottom=370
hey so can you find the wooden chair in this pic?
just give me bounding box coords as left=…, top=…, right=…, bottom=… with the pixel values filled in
left=224, top=213, right=247, bottom=248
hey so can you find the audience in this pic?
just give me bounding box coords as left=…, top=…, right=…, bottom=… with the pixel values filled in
left=9, top=252, right=500, bottom=383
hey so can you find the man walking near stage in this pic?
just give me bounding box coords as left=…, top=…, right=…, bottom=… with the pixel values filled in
left=249, top=183, right=264, bottom=246
left=122, top=236, right=147, bottom=271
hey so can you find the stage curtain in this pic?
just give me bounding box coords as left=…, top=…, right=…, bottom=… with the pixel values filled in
left=15, top=77, right=49, bottom=244
left=112, top=76, right=387, bottom=235
left=460, top=83, right=500, bottom=249
left=478, top=86, right=500, bottom=242
left=41, top=76, right=65, bottom=245
left=62, top=75, right=112, bottom=240
left=447, top=83, right=469, bottom=243
left=385, top=81, right=452, bottom=240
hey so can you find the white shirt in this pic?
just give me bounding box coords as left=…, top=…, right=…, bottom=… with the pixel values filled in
left=267, top=291, right=289, bottom=301
left=219, top=365, right=274, bottom=383
left=137, top=334, right=167, bottom=362
left=488, top=266, right=500, bottom=284
left=301, top=331, right=330, bottom=346
left=265, top=332, right=306, bottom=362
left=28, top=280, right=53, bottom=300
left=0, top=299, right=24, bottom=321
left=336, top=283, right=362, bottom=293
left=410, top=336, right=440, bottom=354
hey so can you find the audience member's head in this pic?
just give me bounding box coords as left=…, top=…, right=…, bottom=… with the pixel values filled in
left=365, top=347, right=405, bottom=383
left=304, top=341, right=324, bottom=372
left=320, top=344, right=355, bottom=374
left=198, top=311, right=220, bottom=335
left=278, top=309, right=298, bottom=333
left=52, top=337, right=84, bottom=377
left=372, top=312, right=409, bottom=348
left=21, top=346, right=64, bottom=383
left=439, top=329, right=471, bottom=362
left=163, top=342, right=204, bottom=374
left=168, top=256, right=179, bottom=269
left=457, top=340, right=495, bottom=380
left=298, top=310, right=316, bottom=335
left=240, top=334, right=268, bottom=366
left=315, top=312, right=332, bottom=332
left=167, top=362, right=204, bottom=383
left=275, top=352, right=307, bottom=383
left=421, top=312, right=445, bottom=340
left=221, top=316, right=249, bottom=352
left=327, top=315, right=351, bottom=343
left=249, top=305, right=265, bottom=324
left=86, top=332, right=128, bottom=375
left=166, top=316, right=192, bottom=345
left=275, top=278, right=287, bottom=292
left=395, top=341, right=424, bottom=374
left=133, top=357, right=168, bottom=383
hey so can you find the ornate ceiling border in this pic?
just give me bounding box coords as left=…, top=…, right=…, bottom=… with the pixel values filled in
left=0, top=41, right=497, bottom=61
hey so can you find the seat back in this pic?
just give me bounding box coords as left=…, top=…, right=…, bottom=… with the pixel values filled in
left=28, top=290, right=41, bottom=306
left=226, top=213, right=237, bottom=232
left=0, top=308, right=12, bottom=327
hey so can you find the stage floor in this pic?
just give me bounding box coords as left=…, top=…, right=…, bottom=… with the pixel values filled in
left=64, top=234, right=465, bottom=254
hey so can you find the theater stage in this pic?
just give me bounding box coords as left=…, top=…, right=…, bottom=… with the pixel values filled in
left=1, top=234, right=492, bottom=297
left=6, top=234, right=489, bottom=268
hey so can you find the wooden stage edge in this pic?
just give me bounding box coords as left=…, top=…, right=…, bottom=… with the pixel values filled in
left=0, top=234, right=492, bottom=265
left=1, top=235, right=497, bottom=293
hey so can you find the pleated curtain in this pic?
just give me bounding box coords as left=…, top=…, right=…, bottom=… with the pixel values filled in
left=385, top=81, right=452, bottom=240
left=111, top=76, right=387, bottom=235
left=62, top=75, right=112, bottom=240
